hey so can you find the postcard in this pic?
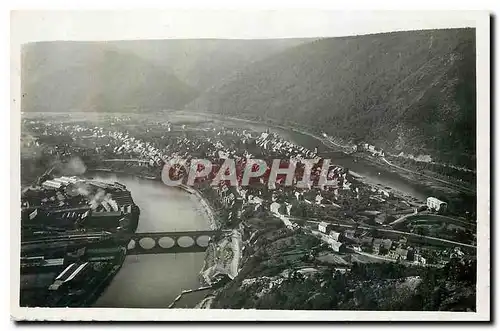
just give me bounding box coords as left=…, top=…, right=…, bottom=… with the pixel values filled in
left=10, top=9, right=490, bottom=321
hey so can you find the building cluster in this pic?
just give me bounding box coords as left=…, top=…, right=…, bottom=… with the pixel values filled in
left=24, top=116, right=465, bottom=269
left=25, top=118, right=419, bottom=232
left=356, top=142, right=385, bottom=157
left=22, top=175, right=137, bottom=232
left=317, top=221, right=433, bottom=265
left=20, top=237, right=127, bottom=307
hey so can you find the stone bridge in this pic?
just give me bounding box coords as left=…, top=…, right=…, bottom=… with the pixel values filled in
left=119, top=230, right=230, bottom=255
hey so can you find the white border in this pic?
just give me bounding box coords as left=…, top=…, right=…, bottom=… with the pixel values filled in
left=9, top=9, right=490, bottom=321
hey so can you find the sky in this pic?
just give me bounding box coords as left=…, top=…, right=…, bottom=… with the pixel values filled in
left=11, top=10, right=479, bottom=44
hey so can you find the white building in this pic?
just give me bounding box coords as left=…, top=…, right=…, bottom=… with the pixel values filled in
left=42, top=180, right=62, bottom=189
left=328, top=231, right=341, bottom=241
left=318, top=221, right=333, bottom=234
left=270, top=202, right=281, bottom=214
left=328, top=239, right=346, bottom=253
left=427, top=197, right=448, bottom=212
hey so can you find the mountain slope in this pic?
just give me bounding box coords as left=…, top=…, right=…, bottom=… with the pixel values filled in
left=109, top=39, right=308, bottom=91
left=21, top=39, right=307, bottom=113
left=187, top=29, right=476, bottom=165
left=22, top=43, right=198, bottom=112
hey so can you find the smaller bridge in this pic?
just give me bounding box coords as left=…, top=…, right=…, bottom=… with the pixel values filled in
left=102, top=159, right=150, bottom=164
left=120, top=230, right=231, bottom=255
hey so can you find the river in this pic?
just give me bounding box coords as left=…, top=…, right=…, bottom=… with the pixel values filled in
left=92, top=174, right=211, bottom=308
left=208, top=115, right=429, bottom=201
left=93, top=116, right=429, bottom=307
left=282, top=129, right=431, bottom=201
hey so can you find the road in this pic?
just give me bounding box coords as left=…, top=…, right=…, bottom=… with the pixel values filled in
left=275, top=125, right=351, bottom=152
left=390, top=212, right=419, bottom=226
left=390, top=211, right=476, bottom=228
left=303, top=219, right=476, bottom=250
left=351, top=250, right=444, bottom=268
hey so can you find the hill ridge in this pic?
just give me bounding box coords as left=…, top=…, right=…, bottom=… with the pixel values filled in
left=186, top=28, right=476, bottom=166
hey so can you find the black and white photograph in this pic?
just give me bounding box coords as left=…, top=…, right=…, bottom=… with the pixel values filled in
left=10, top=10, right=490, bottom=321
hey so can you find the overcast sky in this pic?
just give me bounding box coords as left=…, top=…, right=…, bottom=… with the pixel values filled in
left=11, top=10, right=480, bottom=44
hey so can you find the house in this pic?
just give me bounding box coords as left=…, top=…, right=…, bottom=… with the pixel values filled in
left=373, top=239, right=392, bottom=255
left=399, top=237, right=408, bottom=246
left=389, top=248, right=409, bottom=261
left=372, top=238, right=383, bottom=254
left=450, top=247, right=465, bottom=259
left=374, top=214, right=386, bottom=224
left=371, top=147, right=385, bottom=157
left=413, top=253, right=427, bottom=265
left=453, top=247, right=465, bottom=257
left=344, top=229, right=356, bottom=240
left=427, top=197, right=448, bottom=213
left=361, top=236, right=373, bottom=247
left=382, top=239, right=393, bottom=250
left=318, top=221, right=333, bottom=234
left=329, top=240, right=347, bottom=253
left=379, top=189, right=390, bottom=197
left=42, top=180, right=62, bottom=190
left=270, top=202, right=281, bottom=214
left=328, top=231, right=342, bottom=241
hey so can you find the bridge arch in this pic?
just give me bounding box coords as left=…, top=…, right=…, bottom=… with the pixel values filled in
left=122, top=230, right=229, bottom=255
left=177, top=236, right=195, bottom=248
left=158, top=236, right=175, bottom=248
left=139, top=237, right=156, bottom=249
left=196, top=235, right=210, bottom=248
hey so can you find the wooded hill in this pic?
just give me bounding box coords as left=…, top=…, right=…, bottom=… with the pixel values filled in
left=21, top=39, right=306, bottom=113
left=187, top=29, right=476, bottom=166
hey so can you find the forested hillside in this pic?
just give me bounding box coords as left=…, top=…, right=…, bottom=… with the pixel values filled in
left=21, top=39, right=306, bottom=113
left=187, top=29, right=476, bottom=166
left=21, top=43, right=198, bottom=112
left=110, top=39, right=307, bottom=91
left=22, top=30, right=476, bottom=166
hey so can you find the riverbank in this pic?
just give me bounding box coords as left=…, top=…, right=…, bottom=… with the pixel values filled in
left=90, top=168, right=157, bottom=180
left=174, top=110, right=436, bottom=201
left=178, top=184, right=219, bottom=231
left=354, top=171, right=424, bottom=205
left=89, top=168, right=219, bottom=228
left=167, top=286, right=213, bottom=308
left=179, top=111, right=473, bottom=195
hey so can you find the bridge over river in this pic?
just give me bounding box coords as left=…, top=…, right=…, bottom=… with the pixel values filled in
left=119, top=230, right=231, bottom=255
left=22, top=230, right=232, bottom=257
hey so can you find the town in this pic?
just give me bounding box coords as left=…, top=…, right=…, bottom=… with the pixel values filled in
left=20, top=111, right=477, bottom=309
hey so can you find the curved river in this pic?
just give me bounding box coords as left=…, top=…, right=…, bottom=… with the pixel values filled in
left=212, top=116, right=429, bottom=200
left=91, top=117, right=431, bottom=308
left=92, top=174, right=211, bottom=308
